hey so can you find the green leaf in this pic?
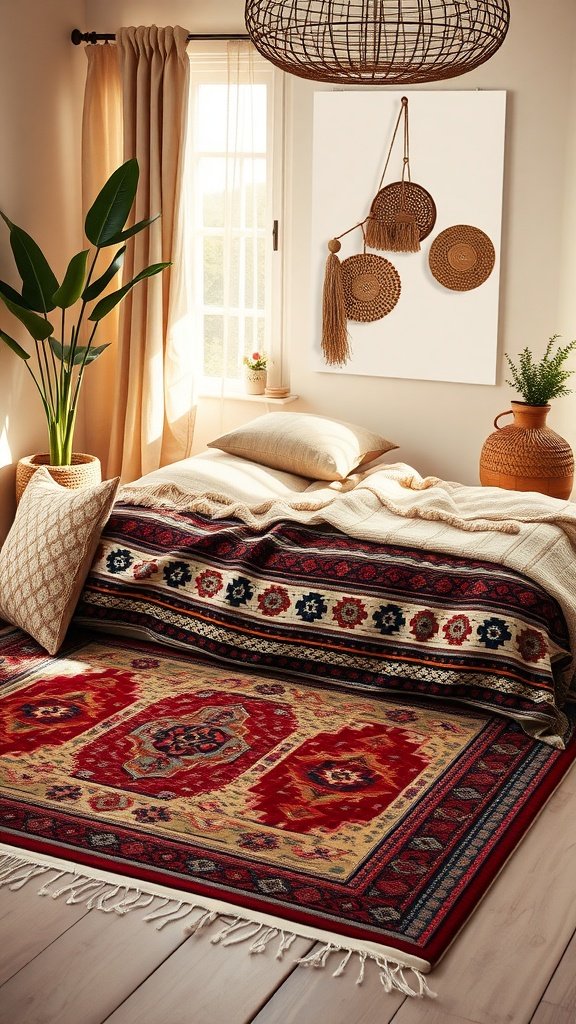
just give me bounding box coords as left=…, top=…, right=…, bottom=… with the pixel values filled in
left=0, top=294, right=53, bottom=340
left=0, top=278, right=31, bottom=308
left=49, top=338, right=110, bottom=366
left=1, top=214, right=59, bottom=313
left=88, top=262, right=170, bottom=322
left=82, top=247, right=126, bottom=301
left=0, top=328, right=30, bottom=360
left=103, top=213, right=160, bottom=245
left=53, top=250, right=89, bottom=308
left=78, top=342, right=111, bottom=365
left=48, top=338, right=69, bottom=363
left=84, top=159, right=139, bottom=247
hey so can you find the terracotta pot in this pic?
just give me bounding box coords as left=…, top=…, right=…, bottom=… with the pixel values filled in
left=479, top=402, right=574, bottom=499
left=243, top=368, right=267, bottom=395
left=16, top=453, right=102, bottom=503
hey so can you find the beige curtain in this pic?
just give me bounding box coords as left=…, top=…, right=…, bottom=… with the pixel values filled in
left=82, top=28, right=194, bottom=481
left=109, top=25, right=192, bottom=481
left=81, top=44, right=123, bottom=471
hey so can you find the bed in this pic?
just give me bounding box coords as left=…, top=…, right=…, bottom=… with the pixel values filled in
left=73, top=414, right=576, bottom=749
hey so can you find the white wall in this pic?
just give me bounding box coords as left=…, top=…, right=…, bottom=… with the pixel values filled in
left=0, top=0, right=86, bottom=539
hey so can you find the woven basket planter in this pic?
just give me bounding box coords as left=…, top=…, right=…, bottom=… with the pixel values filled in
left=16, top=453, right=102, bottom=504
left=479, top=403, right=574, bottom=499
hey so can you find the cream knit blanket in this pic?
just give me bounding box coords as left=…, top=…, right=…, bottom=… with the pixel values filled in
left=119, top=463, right=576, bottom=683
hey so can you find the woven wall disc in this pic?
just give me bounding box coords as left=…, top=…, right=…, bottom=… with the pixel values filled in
left=341, top=253, right=401, bottom=322
left=429, top=224, right=496, bottom=291
left=369, top=181, right=437, bottom=241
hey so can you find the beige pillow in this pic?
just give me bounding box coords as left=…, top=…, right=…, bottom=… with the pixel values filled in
left=0, top=467, right=119, bottom=654
left=207, top=412, right=398, bottom=481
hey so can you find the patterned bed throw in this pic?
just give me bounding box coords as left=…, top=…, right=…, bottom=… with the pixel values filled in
left=76, top=503, right=572, bottom=746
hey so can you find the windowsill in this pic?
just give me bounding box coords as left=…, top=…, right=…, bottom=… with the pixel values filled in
left=199, top=392, right=299, bottom=405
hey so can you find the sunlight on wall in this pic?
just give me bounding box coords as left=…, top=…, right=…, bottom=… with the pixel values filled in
left=0, top=421, right=13, bottom=468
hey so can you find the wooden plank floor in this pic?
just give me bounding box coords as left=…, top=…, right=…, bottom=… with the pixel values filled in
left=1, top=766, right=576, bottom=1024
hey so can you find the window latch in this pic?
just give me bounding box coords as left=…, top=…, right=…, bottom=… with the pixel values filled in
left=272, top=219, right=279, bottom=251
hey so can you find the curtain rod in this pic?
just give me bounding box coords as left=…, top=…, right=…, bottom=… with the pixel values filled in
left=71, top=29, right=250, bottom=45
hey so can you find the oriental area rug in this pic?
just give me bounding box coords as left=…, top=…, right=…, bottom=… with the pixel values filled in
left=0, top=626, right=575, bottom=999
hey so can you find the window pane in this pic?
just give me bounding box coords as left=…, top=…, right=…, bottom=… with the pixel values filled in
left=203, top=314, right=239, bottom=378
left=203, top=236, right=224, bottom=306
left=257, top=318, right=265, bottom=350
left=244, top=237, right=265, bottom=310
left=197, top=84, right=267, bottom=154
left=226, top=84, right=267, bottom=153
left=245, top=159, right=267, bottom=229
left=199, top=158, right=225, bottom=227
left=197, top=86, right=227, bottom=151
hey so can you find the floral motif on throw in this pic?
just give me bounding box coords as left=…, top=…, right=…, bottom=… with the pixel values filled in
left=195, top=569, right=224, bottom=598
left=225, top=576, right=254, bottom=607
left=106, top=548, right=133, bottom=574
left=477, top=617, right=512, bottom=650
left=257, top=586, right=291, bottom=617
left=332, top=597, right=368, bottom=629
left=163, top=561, right=193, bottom=589
left=442, top=614, right=473, bottom=646
left=295, top=592, right=328, bottom=623
left=516, top=628, right=548, bottom=663
left=372, top=603, right=406, bottom=635
left=409, top=610, right=440, bottom=642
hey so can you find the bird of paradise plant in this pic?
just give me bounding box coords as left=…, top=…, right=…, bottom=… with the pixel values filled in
left=0, top=158, right=169, bottom=465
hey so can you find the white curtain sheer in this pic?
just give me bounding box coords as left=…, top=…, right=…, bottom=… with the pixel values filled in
left=221, top=42, right=261, bottom=400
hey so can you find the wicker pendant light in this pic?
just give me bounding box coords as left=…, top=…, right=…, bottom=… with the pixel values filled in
left=244, top=1, right=510, bottom=84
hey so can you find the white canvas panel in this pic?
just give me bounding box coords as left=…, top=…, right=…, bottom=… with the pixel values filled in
left=311, top=90, right=506, bottom=385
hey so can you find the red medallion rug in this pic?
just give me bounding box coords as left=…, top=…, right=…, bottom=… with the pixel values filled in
left=1, top=626, right=575, bottom=997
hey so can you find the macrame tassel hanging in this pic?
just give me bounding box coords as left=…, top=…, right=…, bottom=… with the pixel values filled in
left=364, top=207, right=390, bottom=251
left=366, top=97, right=422, bottom=254
left=322, top=238, right=351, bottom=367
left=392, top=206, right=420, bottom=254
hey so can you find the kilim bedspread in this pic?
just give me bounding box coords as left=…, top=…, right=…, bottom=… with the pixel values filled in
left=76, top=503, right=572, bottom=746
left=1, top=627, right=576, bottom=983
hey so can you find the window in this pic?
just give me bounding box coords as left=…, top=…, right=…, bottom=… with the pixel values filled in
left=187, top=43, right=284, bottom=395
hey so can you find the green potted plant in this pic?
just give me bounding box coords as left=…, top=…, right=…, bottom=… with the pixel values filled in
left=504, top=334, right=576, bottom=405
left=479, top=334, right=576, bottom=498
left=0, top=158, right=169, bottom=498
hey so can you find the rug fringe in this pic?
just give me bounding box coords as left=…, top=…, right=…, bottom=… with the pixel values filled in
left=296, top=944, right=436, bottom=999
left=0, top=851, right=435, bottom=999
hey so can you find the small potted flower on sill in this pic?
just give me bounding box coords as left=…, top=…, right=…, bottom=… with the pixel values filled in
left=243, top=351, right=268, bottom=395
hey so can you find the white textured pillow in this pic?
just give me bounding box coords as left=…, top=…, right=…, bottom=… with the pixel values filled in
left=207, top=412, right=398, bottom=481
left=0, top=467, right=119, bottom=654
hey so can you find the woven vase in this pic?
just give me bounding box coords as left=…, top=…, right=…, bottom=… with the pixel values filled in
left=479, top=403, right=574, bottom=499
left=15, top=453, right=102, bottom=503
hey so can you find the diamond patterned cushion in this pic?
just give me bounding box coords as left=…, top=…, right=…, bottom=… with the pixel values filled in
left=0, top=467, right=119, bottom=654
